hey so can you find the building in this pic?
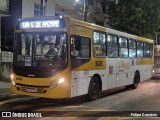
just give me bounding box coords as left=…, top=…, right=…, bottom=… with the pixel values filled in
left=0, top=0, right=10, bottom=80
left=55, top=0, right=75, bottom=17
left=0, top=0, right=9, bottom=57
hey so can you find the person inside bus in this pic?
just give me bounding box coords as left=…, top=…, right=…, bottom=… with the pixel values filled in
left=94, top=46, right=103, bottom=56
left=71, top=44, right=79, bottom=57
left=46, top=43, right=58, bottom=57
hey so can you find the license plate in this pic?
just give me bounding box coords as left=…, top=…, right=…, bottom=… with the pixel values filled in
left=26, top=88, right=37, bottom=93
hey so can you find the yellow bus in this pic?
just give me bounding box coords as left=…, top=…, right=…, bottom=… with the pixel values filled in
left=11, top=16, right=154, bottom=100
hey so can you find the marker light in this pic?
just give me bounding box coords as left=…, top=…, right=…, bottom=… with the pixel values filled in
left=153, top=70, right=155, bottom=74
left=11, top=80, right=15, bottom=86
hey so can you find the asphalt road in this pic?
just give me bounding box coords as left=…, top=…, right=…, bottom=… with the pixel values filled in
left=0, top=79, right=160, bottom=120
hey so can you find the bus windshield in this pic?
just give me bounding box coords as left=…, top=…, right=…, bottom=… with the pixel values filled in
left=14, top=32, right=67, bottom=69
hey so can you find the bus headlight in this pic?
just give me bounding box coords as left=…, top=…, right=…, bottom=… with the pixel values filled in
left=50, top=78, right=65, bottom=89
left=10, top=74, right=14, bottom=81
left=58, top=78, right=64, bottom=84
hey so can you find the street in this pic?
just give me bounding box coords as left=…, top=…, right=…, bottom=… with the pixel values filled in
left=0, top=79, right=160, bottom=119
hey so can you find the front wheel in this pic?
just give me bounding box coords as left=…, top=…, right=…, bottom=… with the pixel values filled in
left=88, top=77, right=100, bottom=101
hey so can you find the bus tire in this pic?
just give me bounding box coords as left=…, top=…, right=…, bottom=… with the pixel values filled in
left=88, top=76, right=100, bottom=101
left=125, top=85, right=131, bottom=89
left=131, top=72, right=140, bottom=89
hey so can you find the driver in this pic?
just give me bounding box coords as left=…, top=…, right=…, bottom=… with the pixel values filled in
left=47, top=43, right=57, bottom=55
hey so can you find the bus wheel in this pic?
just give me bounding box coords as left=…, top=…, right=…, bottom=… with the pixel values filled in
left=88, top=76, right=100, bottom=101
left=131, top=72, right=140, bottom=89
left=125, top=85, right=131, bottom=89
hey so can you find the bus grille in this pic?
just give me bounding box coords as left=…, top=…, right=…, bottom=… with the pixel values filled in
left=16, top=84, right=48, bottom=94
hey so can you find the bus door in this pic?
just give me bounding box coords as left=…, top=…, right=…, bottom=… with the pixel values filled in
left=107, top=58, right=117, bottom=89
left=116, top=37, right=130, bottom=87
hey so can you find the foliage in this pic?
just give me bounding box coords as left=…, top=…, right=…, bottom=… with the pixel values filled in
left=108, top=0, right=160, bottom=39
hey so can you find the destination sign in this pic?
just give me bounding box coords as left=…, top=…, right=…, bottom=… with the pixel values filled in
left=20, top=20, right=60, bottom=29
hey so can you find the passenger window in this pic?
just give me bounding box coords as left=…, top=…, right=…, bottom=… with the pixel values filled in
left=107, top=34, right=118, bottom=58
left=70, top=35, right=91, bottom=69
left=93, top=32, right=106, bottom=57
left=129, top=39, right=136, bottom=58
left=144, top=43, right=150, bottom=58
left=71, top=36, right=90, bottom=59
left=119, top=37, right=128, bottom=58
left=137, top=41, right=143, bottom=58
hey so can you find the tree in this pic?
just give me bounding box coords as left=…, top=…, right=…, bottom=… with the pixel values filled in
left=108, top=0, right=160, bottom=39
left=74, top=0, right=93, bottom=22
left=74, top=0, right=104, bottom=23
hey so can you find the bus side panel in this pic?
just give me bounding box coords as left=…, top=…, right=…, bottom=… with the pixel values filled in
left=71, top=71, right=90, bottom=97
left=136, top=58, right=153, bottom=81
left=106, top=58, right=117, bottom=89
left=71, top=69, right=108, bottom=97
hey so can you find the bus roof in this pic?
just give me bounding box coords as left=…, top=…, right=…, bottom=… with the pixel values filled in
left=70, top=17, right=154, bottom=43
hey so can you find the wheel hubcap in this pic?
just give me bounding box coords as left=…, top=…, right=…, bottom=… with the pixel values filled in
left=91, top=82, right=99, bottom=95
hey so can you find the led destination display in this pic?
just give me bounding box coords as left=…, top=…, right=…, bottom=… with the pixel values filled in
left=20, top=20, right=60, bottom=29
